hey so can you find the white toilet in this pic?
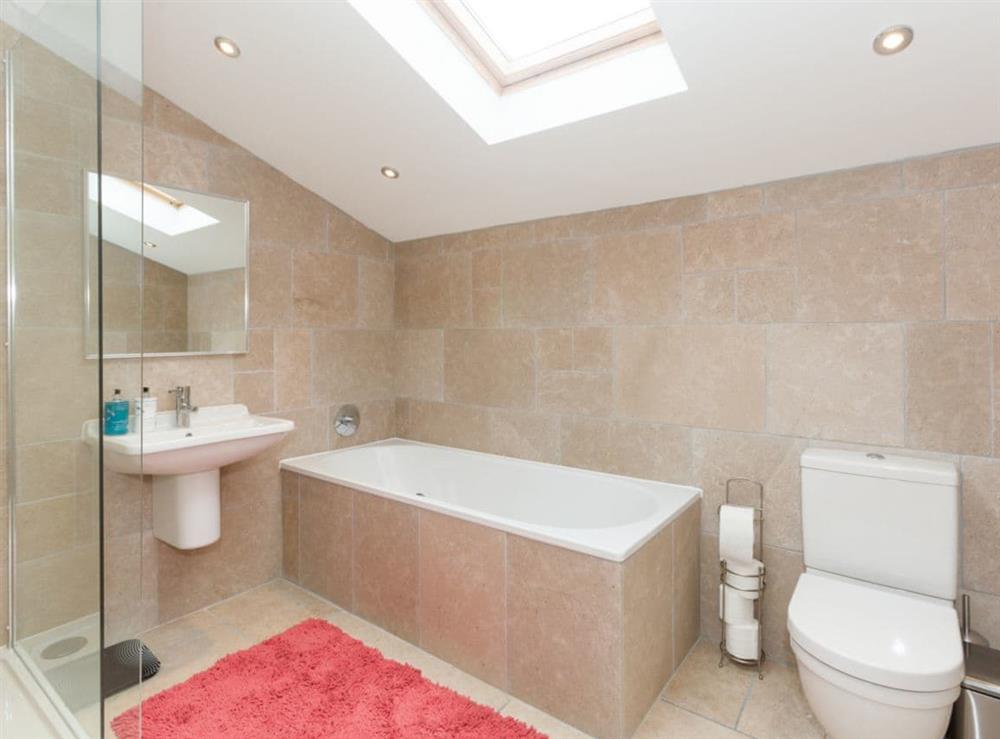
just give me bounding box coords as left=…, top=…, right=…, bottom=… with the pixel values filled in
left=788, top=449, right=964, bottom=739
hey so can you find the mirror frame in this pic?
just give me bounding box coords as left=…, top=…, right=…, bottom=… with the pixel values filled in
left=84, top=174, right=250, bottom=359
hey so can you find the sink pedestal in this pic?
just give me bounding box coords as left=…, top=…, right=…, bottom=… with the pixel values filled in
left=152, top=469, right=221, bottom=549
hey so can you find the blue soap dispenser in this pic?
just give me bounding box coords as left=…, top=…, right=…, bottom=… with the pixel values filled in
left=104, top=388, right=130, bottom=436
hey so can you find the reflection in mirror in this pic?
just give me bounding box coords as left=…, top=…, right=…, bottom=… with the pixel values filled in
left=86, top=174, right=249, bottom=356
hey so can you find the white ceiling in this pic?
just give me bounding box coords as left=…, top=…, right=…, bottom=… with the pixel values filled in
left=144, top=1, right=1000, bottom=243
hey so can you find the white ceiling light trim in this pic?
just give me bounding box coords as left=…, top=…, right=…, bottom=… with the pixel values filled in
left=348, top=0, right=686, bottom=144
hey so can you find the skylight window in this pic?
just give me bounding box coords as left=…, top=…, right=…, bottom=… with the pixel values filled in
left=349, top=0, right=686, bottom=143
left=88, top=173, right=219, bottom=236
left=424, top=0, right=662, bottom=90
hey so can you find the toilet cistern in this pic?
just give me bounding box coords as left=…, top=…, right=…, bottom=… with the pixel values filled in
left=788, top=449, right=963, bottom=739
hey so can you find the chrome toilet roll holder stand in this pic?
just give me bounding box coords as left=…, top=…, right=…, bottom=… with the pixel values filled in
left=718, top=477, right=766, bottom=679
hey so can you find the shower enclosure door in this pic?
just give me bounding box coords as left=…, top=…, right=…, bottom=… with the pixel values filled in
left=4, top=0, right=144, bottom=736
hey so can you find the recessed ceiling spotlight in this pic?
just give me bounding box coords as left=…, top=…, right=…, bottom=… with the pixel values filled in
left=873, top=25, right=913, bottom=55
left=213, top=36, right=241, bottom=58
left=380, top=166, right=400, bottom=180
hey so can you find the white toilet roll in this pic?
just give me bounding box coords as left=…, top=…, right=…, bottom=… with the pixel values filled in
left=725, top=621, right=760, bottom=660
left=719, top=504, right=755, bottom=563
left=724, top=558, right=764, bottom=599
left=718, top=584, right=754, bottom=624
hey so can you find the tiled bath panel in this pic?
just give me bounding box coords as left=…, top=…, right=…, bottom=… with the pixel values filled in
left=282, top=471, right=701, bottom=739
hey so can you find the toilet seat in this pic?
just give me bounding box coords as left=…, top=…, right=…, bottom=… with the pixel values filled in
left=788, top=571, right=963, bottom=693
left=791, top=639, right=960, bottom=710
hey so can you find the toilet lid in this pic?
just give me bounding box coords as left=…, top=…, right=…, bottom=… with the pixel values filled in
left=787, top=572, right=964, bottom=692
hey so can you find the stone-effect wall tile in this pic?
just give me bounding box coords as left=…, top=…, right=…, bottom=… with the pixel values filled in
left=248, top=244, right=292, bottom=328
left=418, top=512, right=507, bottom=688
left=707, top=186, right=763, bottom=219
left=292, top=250, right=358, bottom=328
left=488, top=409, right=560, bottom=464
left=905, top=323, right=991, bottom=455
left=444, top=329, right=535, bottom=408
left=572, top=327, right=612, bottom=370
left=353, top=493, right=419, bottom=642
left=281, top=471, right=299, bottom=581
left=328, top=205, right=391, bottom=260
left=946, top=249, right=1000, bottom=321
left=395, top=253, right=471, bottom=328
left=537, top=370, right=612, bottom=416
left=443, top=222, right=536, bottom=252
left=767, top=323, right=904, bottom=445
left=394, top=329, right=444, bottom=401
left=298, top=477, right=353, bottom=607
left=623, top=523, right=674, bottom=737
left=796, top=194, right=943, bottom=322
left=471, top=248, right=501, bottom=288
left=699, top=533, right=721, bottom=645
left=274, top=329, right=312, bottom=410
left=503, top=241, right=593, bottom=326
left=961, top=457, right=1000, bottom=594
left=615, top=325, right=766, bottom=432
left=683, top=273, right=735, bottom=323
left=946, top=184, right=1000, bottom=252
left=395, top=399, right=491, bottom=453
left=208, top=148, right=328, bottom=252
left=736, top=271, right=797, bottom=323
left=234, top=371, right=274, bottom=414
left=143, top=127, right=210, bottom=191
left=313, top=330, right=394, bottom=403
left=904, top=145, right=1000, bottom=191
left=507, top=536, right=623, bottom=739
left=684, top=213, right=795, bottom=272
left=471, top=287, right=502, bottom=327
left=592, top=230, right=682, bottom=323
left=764, top=162, right=902, bottom=210
left=560, top=416, right=692, bottom=484
left=692, top=430, right=807, bottom=550
left=759, top=545, right=804, bottom=663
left=945, top=185, right=1000, bottom=320
left=537, top=329, right=573, bottom=370
left=673, top=501, right=701, bottom=668
left=359, top=258, right=394, bottom=329
left=235, top=328, right=274, bottom=372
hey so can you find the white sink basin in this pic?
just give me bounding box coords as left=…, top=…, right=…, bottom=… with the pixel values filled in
left=83, top=404, right=294, bottom=550
left=85, top=404, right=295, bottom=475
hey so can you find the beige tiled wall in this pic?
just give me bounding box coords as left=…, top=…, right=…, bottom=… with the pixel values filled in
left=393, top=143, right=1000, bottom=659
left=187, top=267, right=245, bottom=352
left=5, top=35, right=103, bottom=639
left=1, top=65, right=395, bottom=642
left=102, top=242, right=190, bottom=354
left=284, top=471, right=700, bottom=739
left=110, top=90, right=397, bottom=626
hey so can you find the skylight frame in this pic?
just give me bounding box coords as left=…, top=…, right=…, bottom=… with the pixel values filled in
left=421, top=0, right=664, bottom=92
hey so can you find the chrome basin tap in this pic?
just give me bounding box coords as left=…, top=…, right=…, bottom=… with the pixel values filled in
left=169, top=385, right=199, bottom=428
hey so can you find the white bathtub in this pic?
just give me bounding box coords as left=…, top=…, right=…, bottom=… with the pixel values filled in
left=280, top=438, right=700, bottom=561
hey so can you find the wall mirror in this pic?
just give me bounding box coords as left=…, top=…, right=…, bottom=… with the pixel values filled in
left=85, top=173, right=249, bottom=357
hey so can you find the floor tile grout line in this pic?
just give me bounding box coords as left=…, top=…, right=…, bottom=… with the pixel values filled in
left=733, top=669, right=755, bottom=731
left=659, top=698, right=757, bottom=737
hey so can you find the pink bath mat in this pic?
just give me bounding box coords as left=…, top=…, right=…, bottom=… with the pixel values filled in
left=111, top=618, right=546, bottom=739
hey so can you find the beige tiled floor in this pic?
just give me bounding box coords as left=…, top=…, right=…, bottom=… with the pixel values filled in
left=105, top=579, right=824, bottom=739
